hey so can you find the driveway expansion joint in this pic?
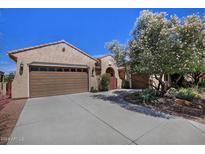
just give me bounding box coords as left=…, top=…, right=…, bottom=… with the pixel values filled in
left=131, top=120, right=167, bottom=143
left=187, top=120, right=205, bottom=135
left=64, top=95, right=137, bottom=145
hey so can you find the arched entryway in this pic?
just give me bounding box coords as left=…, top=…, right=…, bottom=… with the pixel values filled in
left=106, top=67, right=117, bottom=90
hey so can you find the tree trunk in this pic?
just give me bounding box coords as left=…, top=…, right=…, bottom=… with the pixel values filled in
left=124, top=64, right=132, bottom=89
left=154, top=74, right=167, bottom=96
left=191, top=72, right=205, bottom=85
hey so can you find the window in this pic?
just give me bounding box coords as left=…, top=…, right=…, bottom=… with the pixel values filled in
left=77, top=68, right=82, bottom=72
left=71, top=68, right=76, bottom=72
left=82, top=69, right=87, bottom=72
left=30, top=67, right=39, bottom=71
left=39, top=67, right=47, bottom=71
left=56, top=68, right=63, bottom=72
left=48, top=67, right=56, bottom=72
left=64, top=68, right=70, bottom=72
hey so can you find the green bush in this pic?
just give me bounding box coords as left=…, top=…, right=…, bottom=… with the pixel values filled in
left=90, top=87, right=98, bottom=93
left=167, top=87, right=178, bottom=96
left=122, top=80, right=130, bottom=89
left=134, top=88, right=158, bottom=104
left=100, top=74, right=110, bottom=91
left=198, top=80, right=205, bottom=88
left=4, top=72, right=15, bottom=82
left=176, top=88, right=201, bottom=101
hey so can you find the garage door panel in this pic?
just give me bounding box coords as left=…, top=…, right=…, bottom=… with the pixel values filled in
left=30, top=76, right=88, bottom=80
left=31, top=87, right=88, bottom=94
left=31, top=88, right=88, bottom=96
left=30, top=68, right=89, bottom=98
left=30, top=79, right=88, bottom=84
left=30, top=81, right=88, bottom=85
left=30, top=74, right=87, bottom=78
left=31, top=85, right=88, bottom=91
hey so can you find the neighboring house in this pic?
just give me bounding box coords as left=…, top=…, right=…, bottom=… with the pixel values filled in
left=8, top=40, right=149, bottom=99
left=0, top=71, right=6, bottom=95
left=0, top=71, right=4, bottom=83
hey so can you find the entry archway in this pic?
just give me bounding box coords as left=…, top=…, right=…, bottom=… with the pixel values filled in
left=106, top=67, right=115, bottom=77
left=105, top=67, right=117, bottom=90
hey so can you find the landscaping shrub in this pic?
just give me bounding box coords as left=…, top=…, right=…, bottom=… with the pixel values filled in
left=134, top=88, right=158, bottom=104
left=176, top=88, right=201, bottom=101
left=166, top=87, right=178, bottom=97
left=100, top=74, right=110, bottom=91
left=121, top=79, right=130, bottom=89
left=4, top=72, right=15, bottom=82
left=198, top=80, right=205, bottom=88
left=90, top=87, right=98, bottom=93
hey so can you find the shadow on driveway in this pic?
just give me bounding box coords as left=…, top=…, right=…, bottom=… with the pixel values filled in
left=90, top=90, right=172, bottom=119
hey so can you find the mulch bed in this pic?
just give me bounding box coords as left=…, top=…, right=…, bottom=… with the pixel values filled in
left=0, top=95, right=10, bottom=111
left=0, top=98, right=27, bottom=145
left=124, top=94, right=205, bottom=124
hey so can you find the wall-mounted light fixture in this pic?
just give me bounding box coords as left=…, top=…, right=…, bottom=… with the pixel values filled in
left=19, top=63, right=24, bottom=75
left=92, top=67, right=95, bottom=77
left=62, top=47, right=65, bottom=52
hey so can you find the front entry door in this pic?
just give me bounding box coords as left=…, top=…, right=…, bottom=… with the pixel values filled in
left=109, top=77, right=117, bottom=90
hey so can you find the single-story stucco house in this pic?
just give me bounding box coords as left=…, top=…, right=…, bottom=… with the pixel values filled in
left=8, top=40, right=150, bottom=99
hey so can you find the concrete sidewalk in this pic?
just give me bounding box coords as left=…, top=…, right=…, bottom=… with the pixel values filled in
left=8, top=90, right=205, bottom=145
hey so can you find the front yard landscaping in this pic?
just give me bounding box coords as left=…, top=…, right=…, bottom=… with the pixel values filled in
left=125, top=86, right=205, bottom=123
left=0, top=98, right=26, bottom=144
left=105, top=10, right=205, bottom=124
left=0, top=95, right=10, bottom=111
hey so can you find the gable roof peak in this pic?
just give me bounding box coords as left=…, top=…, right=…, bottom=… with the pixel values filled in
left=8, top=40, right=97, bottom=62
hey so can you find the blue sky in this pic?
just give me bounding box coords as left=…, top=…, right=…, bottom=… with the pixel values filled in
left=0, top=8, right=204, bottom=73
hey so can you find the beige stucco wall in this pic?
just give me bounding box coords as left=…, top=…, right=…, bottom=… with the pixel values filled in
left=100, top=56, right=122, bottom=88
left=11, top=42, right=98, bottom=99
left=0, top=82, right=7, bottom=96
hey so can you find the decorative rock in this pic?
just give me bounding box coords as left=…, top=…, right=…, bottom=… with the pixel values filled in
left=175, top=99, right=192, bottom=107
left=172, top=104, right=203, bottom=117
left=197, top=105, right=203, bottom=109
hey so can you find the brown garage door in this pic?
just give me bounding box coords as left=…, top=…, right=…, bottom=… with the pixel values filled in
left=29, top=66, right=89, bottom=98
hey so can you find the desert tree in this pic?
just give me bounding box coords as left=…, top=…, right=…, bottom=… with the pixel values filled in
left=105, top=40, right=131, bottom=82
left=129, top=10, right=205, bottom=95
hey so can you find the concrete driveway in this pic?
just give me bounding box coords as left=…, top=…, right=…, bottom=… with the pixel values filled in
left=8, top=89, right=205, bottom=145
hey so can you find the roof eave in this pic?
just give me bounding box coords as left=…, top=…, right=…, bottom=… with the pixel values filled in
left=7, top=40, right=97, bottom=62
left=8, top=53, right=17, bottom=62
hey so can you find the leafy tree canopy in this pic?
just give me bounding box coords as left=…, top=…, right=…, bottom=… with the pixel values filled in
left=129, top=10, right=205, bottom=75
left=105, top=40, right=127, bottom=66
left=4, top=72, right=15, bottom=82
left=106, top=10, right=205, bottom=94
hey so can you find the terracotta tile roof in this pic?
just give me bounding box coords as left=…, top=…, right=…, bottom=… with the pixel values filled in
left=8, top=40, right=97, bottom=62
